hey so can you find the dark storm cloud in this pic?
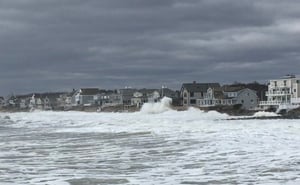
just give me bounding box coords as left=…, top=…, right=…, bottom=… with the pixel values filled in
left=1, top=0, right=300, bottom=95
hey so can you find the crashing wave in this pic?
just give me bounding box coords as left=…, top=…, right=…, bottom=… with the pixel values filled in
left=140, top=97, right=173, bottom=114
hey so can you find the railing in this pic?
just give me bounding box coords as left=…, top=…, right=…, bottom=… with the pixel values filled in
left=266, top=91, right=291, bottom=96
left=291, top=98, right=300, bottom=104
left=259, top=101, right=290, bottom=106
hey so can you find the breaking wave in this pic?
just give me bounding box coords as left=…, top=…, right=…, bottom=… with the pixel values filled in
left=140, top=97, right=173, bottom=114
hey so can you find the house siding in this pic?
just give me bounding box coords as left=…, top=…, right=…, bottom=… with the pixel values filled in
left=236, top=89, right=258, bottom=110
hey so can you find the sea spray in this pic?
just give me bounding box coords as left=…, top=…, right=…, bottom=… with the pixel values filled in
left=140, top=97, right=173, bottom=114
left=252, top=111, right=279, bottom=117
left=1, top=112, right=300, bottom=185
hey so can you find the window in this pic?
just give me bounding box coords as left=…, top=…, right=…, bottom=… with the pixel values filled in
left=274, top=81, right=277, bottom=87
left=241, top=100, right=244, bottom=104
left=190, top=92, right=194, bottom=97
left=183, top=100, right=187, bottom=104
left=294, top=89, right=297, bottom=93
left=284, top=80, right=287, bottom=86
left=190, top=99, right=196, bottom=104
left=184, top=93, right=187, bottom=97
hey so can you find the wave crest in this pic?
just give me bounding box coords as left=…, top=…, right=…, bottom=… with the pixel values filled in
left=140, top=97, right=173, bottom=114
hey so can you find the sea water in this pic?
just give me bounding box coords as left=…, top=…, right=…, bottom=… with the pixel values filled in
left=0, top=100, right=300, bottom=184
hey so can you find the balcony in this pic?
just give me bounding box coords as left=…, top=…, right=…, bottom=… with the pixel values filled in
left=291, top=98, right=300, bottom=104
left=259, top=101, right=290, bottom=106
left=266, top=91, right=291, bottom=96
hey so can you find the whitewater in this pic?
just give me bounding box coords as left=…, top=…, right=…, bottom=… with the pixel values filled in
left=0, top=99, right=300, bottom=185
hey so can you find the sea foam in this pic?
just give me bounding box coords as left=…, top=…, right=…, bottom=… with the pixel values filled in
left=140, top=97, right=173, bottom=114
left=252, top=111, right=279, bottom=117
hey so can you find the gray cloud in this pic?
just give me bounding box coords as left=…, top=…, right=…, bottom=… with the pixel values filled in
left=1, top=0, right=300, bottom=95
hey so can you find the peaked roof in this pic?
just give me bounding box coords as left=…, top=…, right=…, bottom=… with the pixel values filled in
left=79, top=88, right=100, bottom=95
left=138, top=88, right=159, bottom=94
left=182, top=83, right=221, bottom=92
left=222, top=85, right=245, bottom=92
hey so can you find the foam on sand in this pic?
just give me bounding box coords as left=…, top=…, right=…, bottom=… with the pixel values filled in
left=252, top=111, right=280, bottom=117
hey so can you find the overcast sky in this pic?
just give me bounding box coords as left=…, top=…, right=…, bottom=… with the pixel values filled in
left=1, top=0, right=300, bottom=95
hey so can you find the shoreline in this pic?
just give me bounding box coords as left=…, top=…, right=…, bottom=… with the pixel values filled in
left=1, top=106, right=300, bottom=120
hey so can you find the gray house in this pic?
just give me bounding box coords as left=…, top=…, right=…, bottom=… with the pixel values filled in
left=119, top=88, right=138, bottom=105
left=181, top=82, right=221, bottom=106
left=72, top=88, right=100, bottom=106
left=98, top=90, right=123, bottom=107
left=223, top=87, right=258, bottom=110
left=197, top=86, right=258, bottom=110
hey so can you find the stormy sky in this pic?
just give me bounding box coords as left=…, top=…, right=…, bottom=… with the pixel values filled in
left=1, top=0, right=300, bottom=95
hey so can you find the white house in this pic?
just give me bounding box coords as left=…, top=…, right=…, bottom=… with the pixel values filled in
left=131, top=91, right=144, bottom=107
left=130, top=89, right=161, bottom=107
left=259, top=75, right=300, bottom=110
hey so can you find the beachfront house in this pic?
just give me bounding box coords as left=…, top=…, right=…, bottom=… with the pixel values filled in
left=197, top=86, right=226, bottom=107
left=181, top=82, right=221, bottom=106
left=197, top=86, right=258, bottom=110
left=26, top=93, right=63, bottom=110
left=140, top=89, right=161, bottom=103
left=19, top=99, right=28, bottom=109
left=7, top=94, right=32, bottom=109
left=119, top=88, right=137, bottom=106
left=130, top=89, right=161, bottom=107
left=57, top=92, right=74, bottom=110
left=259, top=75, right=300, bottom=110
left=131, top=91, right=145, bottom=107
left=160, top=88, right=180, bottom=106
left=5, top=94, right=18, bottom=107
left=71, top=88, right=100, bottom=106
left=222, top=87, right=258, bottom=110
left=98, top=90, right=123, bottom=107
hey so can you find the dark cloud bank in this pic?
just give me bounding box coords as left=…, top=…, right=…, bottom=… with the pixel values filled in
left=1, top=0, right=300, bottom=95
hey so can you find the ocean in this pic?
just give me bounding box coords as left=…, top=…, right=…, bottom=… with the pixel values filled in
left=0, top=100, right=300, bottom=185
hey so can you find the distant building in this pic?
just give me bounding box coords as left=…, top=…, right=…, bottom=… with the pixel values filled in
left=140, top=89, right=161, bottom=103
left=180, top=82, right=221, bottom=106
left=98, top=90, right=123, bottom=107
left=71, top=88, right=100, bottom=106
left=19, top=92, right=63, bottom=110
left=130, top=89, right=160, bottom=107
left=223, top=82, right=268, bottom=101
left=259, top=75, right=300, bottom=110
left=222, top=87, right=258, bottom=110
left=131, top=91, right=145, bottom=107
left=196, top=86, right=258, bottom=110
left=160, top=88, right=180, bottom=105
left=57, top=92, right=74, bottom=110
left=5, top=94, right=18, bottom=107
left=119, top=88, right=137, bottom=106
